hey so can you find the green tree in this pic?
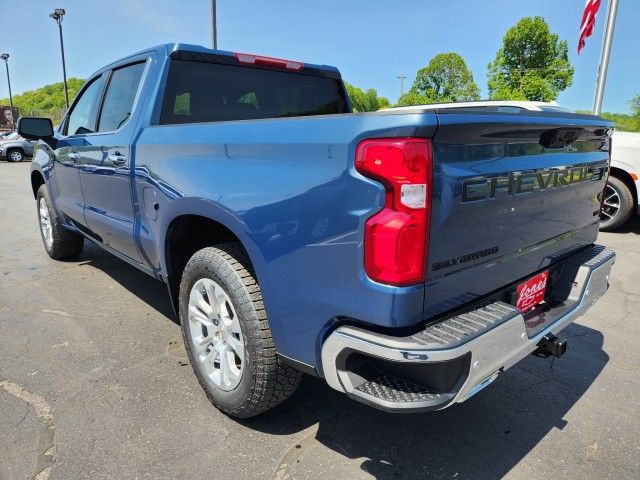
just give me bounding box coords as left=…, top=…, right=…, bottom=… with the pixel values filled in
left=629, top=94, right=640, bottom=118
left=488, top=16, right=574, bottom=101
left=600, top=112, right=640, bottom=132
left=345, top=82, right=390, bottom=112
left=1, top=78, right=86, bottom=123
left=411, top=52, right=480, bottom=103
left=396, top=90, right=435, bottom=107
left=577, top=109, right=640, bottom=132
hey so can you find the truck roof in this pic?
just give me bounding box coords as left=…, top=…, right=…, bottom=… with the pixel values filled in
left=97, top=43, right=341, bottom=78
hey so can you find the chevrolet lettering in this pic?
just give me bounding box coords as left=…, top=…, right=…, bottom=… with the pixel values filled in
left=462, top=164, right=608, bottom=203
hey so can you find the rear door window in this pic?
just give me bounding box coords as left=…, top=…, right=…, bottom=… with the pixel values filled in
left=159, top=59, right=348, bottom=124
left=97, top=62, right=146, bottom=132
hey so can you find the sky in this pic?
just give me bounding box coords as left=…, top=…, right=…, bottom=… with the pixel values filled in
left=1, top=0, right=639, bottom=113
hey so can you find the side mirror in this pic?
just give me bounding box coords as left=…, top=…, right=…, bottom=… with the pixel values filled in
left=17, top=117, right=54, bottom=141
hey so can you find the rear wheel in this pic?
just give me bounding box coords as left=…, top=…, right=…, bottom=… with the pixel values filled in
left=179, top=244, right=302, bottom=418
left=36, top=185, right=84, bottom=259
left=7, top=149, right=24, bottom=162
left=600, top=176, right=634, bottom=231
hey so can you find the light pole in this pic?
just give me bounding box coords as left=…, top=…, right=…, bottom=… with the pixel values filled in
left=0, top=53, right=14, bottom=130
left=211, top=0, right=217, bottom=49
left=396, top=75, right=407, bottom=98
left=593, top=0, right=619, bottom=115
left=49, top=8, right=69, bottom=110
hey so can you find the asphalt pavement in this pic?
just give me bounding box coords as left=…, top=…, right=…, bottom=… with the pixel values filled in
left=1, top=161, right=638, bottom=480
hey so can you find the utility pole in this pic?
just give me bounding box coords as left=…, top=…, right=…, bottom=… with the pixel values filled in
left=49, top=8, right=69, bottom=110
left=211, top=0, right=217, bottom=50
left=593, top=0, right=619, bottom=115
left=0, top=53, right=14, bottom=130
left=396, top=75, right=407, bottom=98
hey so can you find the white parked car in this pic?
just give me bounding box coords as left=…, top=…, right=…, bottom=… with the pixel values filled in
left=390, top=101, right=638, bottom=230
left=604, top=131, right=640, bottom=230
left=389, top=100, right=573, bottom=113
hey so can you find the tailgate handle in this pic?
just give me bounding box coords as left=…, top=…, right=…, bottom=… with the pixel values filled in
left=539, top=128, right=583, bottom=149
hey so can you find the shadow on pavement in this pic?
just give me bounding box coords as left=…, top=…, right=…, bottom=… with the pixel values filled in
left=78, top=242, right=177, bottom=323
left=76, top=240, right=609, bottom=479
left=243, top=322, right=608, bottom=479
left=608, top=215, right=640, bottom=234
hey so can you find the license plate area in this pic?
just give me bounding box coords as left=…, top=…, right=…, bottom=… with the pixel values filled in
left=516, top=270, right=549, bottom=312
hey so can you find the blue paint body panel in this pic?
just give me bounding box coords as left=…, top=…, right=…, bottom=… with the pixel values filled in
left=31, top=44, right=613, bottom=372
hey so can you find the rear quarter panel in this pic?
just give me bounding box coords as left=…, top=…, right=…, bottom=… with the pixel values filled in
left=133, top=112, right=438, bottom=368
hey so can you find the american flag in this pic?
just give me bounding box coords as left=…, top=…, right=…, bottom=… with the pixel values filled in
left=578, top=0, right=602, bottom=54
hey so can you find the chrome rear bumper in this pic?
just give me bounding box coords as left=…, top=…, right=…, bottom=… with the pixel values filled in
left=321, top=245, right=615, bottom=412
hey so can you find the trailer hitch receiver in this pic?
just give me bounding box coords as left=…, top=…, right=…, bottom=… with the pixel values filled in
left=533, top=334, right=567, bottom=358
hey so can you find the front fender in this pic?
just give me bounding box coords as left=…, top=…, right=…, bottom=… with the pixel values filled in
left=30, top=143, right=55, bottom=199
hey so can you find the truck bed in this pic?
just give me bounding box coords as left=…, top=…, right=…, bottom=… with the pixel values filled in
left=135, top=108, right=610, bottom=366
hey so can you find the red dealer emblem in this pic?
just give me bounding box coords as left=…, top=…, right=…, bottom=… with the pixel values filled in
left=516, top=271, right=549, bottom=312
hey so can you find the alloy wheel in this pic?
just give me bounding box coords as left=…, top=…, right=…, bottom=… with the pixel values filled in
left=187, top=278, right=244, bottom=391
left=600, top=183, right=620, bottom=225
left=38, top=197, right=53, bottom=250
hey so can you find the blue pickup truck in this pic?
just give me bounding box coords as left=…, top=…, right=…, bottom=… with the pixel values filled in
left=20, top=44, right=615, bottom=418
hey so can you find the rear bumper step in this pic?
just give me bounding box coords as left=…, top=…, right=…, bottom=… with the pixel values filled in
left=321, top=244, right=615, bottom=413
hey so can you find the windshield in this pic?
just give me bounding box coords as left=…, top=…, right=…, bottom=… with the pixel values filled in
left=0, top=132, right=19, bottom=140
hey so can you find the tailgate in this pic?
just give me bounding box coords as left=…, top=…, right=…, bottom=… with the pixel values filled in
left=424, top=112, right=611, bottom=318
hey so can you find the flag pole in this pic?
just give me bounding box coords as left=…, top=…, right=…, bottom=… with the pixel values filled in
left=592, top=0, right=619, bottom=115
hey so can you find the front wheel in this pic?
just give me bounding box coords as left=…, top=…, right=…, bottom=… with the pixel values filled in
left=36, top=185, right=84, bottom=259
left=179, top=244, right=302, bottom=418
left=600, top=176, right=634, bottom=231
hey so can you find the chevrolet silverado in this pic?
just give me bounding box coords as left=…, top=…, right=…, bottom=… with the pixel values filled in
left=20, top=44, right=615, bottom=417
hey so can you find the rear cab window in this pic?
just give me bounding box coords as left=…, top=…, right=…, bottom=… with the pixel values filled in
left=159, top=57, right=348, bottom=125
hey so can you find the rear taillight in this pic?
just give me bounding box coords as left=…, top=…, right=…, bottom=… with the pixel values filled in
left=355, top=138, right=433, bottom=286
left=234, top=52, right=304, bottom=71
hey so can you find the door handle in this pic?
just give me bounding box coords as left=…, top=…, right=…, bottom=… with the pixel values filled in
left=68, top=152, right=80, bottom=161
left=108, top=152, right=127, bottom=166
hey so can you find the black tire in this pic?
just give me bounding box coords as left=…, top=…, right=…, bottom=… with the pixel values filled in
left=36, top=185, right=84, bottom=259
left=179, top=243, right=302, bottom=418
left=7, top=148, right=24, bottom=162
left=600, top=176, right=634, bottom=231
